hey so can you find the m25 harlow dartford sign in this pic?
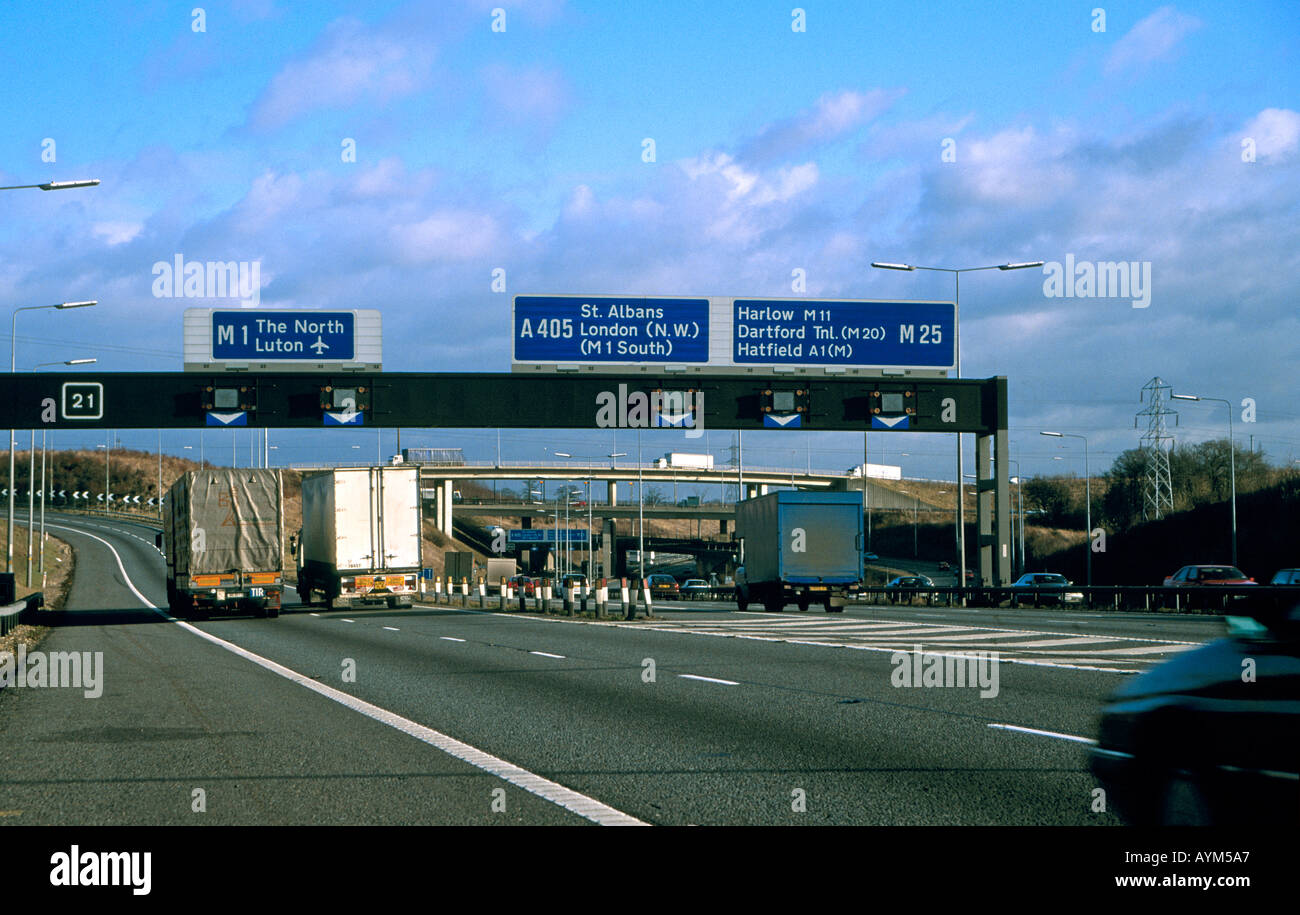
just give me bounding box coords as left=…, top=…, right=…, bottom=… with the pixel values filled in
left=512, top=295, right=955, bottom=376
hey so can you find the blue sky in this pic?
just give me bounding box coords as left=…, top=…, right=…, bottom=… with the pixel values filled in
left=2, top=0, right=1298, bottom=479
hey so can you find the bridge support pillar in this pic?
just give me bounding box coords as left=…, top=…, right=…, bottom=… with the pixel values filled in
left=974, top=379, right=1012, bottom=588
left=607, top=481, right=618, bottom=506
left=602, top=518, right=616, bottom=579
left=441, top=479, right=454, bottom=536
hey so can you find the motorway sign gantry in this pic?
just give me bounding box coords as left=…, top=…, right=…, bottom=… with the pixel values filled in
left=0, top=371, right=1004, bottom=434
left=512, top=295, right=955, bottom=376
left=2, top=369, right=1011, bottom=583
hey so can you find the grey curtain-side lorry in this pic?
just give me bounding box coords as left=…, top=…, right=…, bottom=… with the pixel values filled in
left=734, top=490, right=864, bottom=612
left=160, top=469, right=285, bottom=619
left=294, top=467, right=423, bottom=610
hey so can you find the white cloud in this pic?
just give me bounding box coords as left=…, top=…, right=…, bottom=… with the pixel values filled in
left=248, top=18, right=435, bottom=130
left=390, top=210, right=500, bottom=263
left=1105, top=5, right=1201, bottom=76
left=91, top=221, right=143, bottom=246
left=1241, top=108, right=1300, bottom=161
left=480, top=64, right=569, bottom=128
left=742, top=88, right=904, bottom=161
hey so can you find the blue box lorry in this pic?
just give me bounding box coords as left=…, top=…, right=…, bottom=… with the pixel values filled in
left=734, top=490, right=864, bottom=613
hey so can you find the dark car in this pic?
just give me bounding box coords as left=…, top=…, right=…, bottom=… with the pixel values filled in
left=647, top=574, right=680, bottom=600
left=679, top=579, right=712, bottom=600
left=1009, top=572, right=1083, bottom=606
left=937, top=560, right=951, bottom=571
left=885, top=575, right=936, bottom=603
left=1090, top=607, right=1300, bottom=825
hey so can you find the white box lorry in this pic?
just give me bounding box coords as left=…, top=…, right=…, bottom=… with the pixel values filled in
left=293, top=467, right=423, bottom=610
left=654, top=452, right=714, bottom=470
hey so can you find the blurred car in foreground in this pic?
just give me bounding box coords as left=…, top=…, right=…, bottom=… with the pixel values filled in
left=680, top=579, right=712, bottom=600
left=1009, top=572, right=1084, bottom=606
left=1090, top=604, right=1300, bottom=825
left=647, top=574, right=680, bottom=600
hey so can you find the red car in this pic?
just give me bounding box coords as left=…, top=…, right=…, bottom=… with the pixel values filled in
left=508, top=575, right=537, bottom=597
left=1163, top=565, right=1256, bottom=587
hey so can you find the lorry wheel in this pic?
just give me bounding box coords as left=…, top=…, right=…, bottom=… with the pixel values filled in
left=796, top=598, right=810, bottom=612
left=764, top=598, right=783, bottom=613
left=736, top=597, right=748, bottom=612
left=266, top=605, right=280, bottom=618
left=824, top=596, right=842, bottom=613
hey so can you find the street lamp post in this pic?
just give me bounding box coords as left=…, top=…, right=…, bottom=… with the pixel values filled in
left=7, top=300, right=97, bottom=575
left=873, top=260, right=1041, bottom=593
left=1172, top=393, right=1237, bottom=567
left=1007, top=459, right=1025, bottom=579
left=32, top=359, right=95, bottom=583
left=1041, top=431, right=1091, bottom=587
left=556, top=452, right=622, bottom=580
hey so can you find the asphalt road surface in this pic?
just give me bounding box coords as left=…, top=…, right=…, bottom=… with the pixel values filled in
left=0, top=512, right=1228, bottom=825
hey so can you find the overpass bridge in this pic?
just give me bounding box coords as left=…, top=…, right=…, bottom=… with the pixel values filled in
left=288, top=460, right=920, bottom=535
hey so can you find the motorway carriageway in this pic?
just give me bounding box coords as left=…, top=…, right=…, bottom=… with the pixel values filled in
left=0, top=512, right=1223, bottom=825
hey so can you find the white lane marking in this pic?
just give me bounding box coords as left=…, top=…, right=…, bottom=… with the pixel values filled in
left=383, top=626, right=401, bottom=631
left=440, top=636, right=466, bottom=642
left=310, top=613, right=321, bottom=617
left=53, top=518, right=648, bottom=827
left=678, top=674, right=740, bottom=686
left=979, top=636, right=1116, bottom=648
left=400, top=606, right=1157, bottom=673
left=530, top=651, right=565, bottom=659
left=988, top=723, right=1097, bottom=745
left=44, top=522, right=157, bottom=607
left=340, top=618, right=356, bottom=623
left=1074, top=643, right=1197, bottom=656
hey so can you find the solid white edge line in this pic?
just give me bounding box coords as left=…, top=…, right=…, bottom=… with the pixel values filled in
left=530, top=651, right=566, bottom=659
left=440, top=636, right=466, bottom=642
left=49, top=519, right=648, bottom=827
left=987, top=723, right=1097, bottom=745
left=678, top=674, right=740, bottom=686
left=383, top=626, right=401, bottom=631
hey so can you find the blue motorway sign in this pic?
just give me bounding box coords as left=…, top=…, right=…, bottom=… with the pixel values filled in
left=514, top=296, right=709, bottom=364
left=507, top=528, right=590, bottom=545
left=212, top=311, right=355, bottom=361
left=733, top=300, right=954, bottom=369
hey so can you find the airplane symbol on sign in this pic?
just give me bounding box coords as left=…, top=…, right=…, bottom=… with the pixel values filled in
left=310, top=336, right=329, bottom=355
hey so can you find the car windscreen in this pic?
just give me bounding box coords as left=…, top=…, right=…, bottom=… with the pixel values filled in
left=1201, top=567, right=1244, bottom=579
